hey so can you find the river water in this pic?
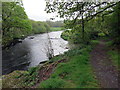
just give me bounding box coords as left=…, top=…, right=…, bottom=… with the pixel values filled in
left=2, top=31, right=69, bottom=75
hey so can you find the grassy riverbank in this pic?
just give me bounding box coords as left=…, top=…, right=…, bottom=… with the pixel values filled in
left=39, top=45, right=99, bottom=88
left=50, top=27, right=63, bottom=31
left=2, top=41, right=100, bottom=88
left=2, top=33, right=118, bottom=88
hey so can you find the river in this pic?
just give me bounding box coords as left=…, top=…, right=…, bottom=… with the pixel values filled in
left=2, top=31, right=69, bottom=75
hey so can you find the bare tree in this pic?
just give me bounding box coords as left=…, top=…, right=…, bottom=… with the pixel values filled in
left=44, top=28, right=54, bottom=60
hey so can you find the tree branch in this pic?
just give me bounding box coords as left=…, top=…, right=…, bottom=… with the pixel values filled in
left=86, top=2, right=117, bottom=21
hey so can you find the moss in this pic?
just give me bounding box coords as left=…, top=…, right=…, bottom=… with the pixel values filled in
left=2, top=70, right=26, bottom=88
left=2, top=66, right=39, bottom=88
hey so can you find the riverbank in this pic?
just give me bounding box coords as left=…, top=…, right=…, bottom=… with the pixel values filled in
left=2, top=40, right=100, bottom=88
left=2, top=37, right=119, bottom=88
left=2, top=31, right=69, bottom=75
left=38, top=45, right=99, bottom=88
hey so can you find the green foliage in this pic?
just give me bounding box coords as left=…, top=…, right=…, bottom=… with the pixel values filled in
left=105, top=40, right=113, bottom=46
left=21, top=66, right=39, bottom=87
left=90, top=40, right=99, bottom=47
left=46, top=20, right=64, bottom=27
left=61, top=17, right=106, bottom=44
left=2, top=71, right=26, bottom=88
left=2, top=66, right=39, bottom=88
left=2, top=2, right=32, bottom=46
left=98, top=33, right=105, bottom=37
left=30, top=20, right=50, bottom=34
left=46, top=2, right=119, bottom=46
left=2, top=2, right=50, bottom=47
left=61, top=30, right=72, bottom=40
left=39, top=46, right=99, bottom=88
left=108, top=2, right=120, bottom=45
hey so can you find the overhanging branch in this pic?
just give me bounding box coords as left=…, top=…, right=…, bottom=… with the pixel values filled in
left=86, top=2, right=117, bottom=21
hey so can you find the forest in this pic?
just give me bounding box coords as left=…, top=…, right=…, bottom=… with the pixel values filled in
left=1, top=0, right=120, bottom=89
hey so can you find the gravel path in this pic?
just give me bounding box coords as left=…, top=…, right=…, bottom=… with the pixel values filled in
left=90, top=40, right=119, bottom=88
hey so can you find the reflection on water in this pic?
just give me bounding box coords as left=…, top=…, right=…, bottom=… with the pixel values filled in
left=2, top=31, right=69, bottom=75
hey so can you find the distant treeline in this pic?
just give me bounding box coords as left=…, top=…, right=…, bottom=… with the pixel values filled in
left=45, top=20, right=64, bottom=27
left=30, top=20, right=50, bottom=34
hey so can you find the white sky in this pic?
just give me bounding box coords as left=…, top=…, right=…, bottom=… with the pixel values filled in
left=22, top=0, right=63, bottom=21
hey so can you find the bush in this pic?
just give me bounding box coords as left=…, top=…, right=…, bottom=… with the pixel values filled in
left=61, top=30, right=71, bottom=40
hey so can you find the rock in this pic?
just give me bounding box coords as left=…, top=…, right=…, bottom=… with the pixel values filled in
left=29, top=36, right=34, bottom=39
left=39, top=61, right=48, bottom=64
left=65, top=47, right=69, bottom=49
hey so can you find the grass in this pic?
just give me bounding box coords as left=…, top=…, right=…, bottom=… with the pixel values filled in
left=105, top=40, right=119, bottom=70
left=2, top=42, right=99, bottom=88
left=20, top=66, right=39, bottom=87
left=50, top=27, right=63, bottom=31
left=105, top=40, right=113, bottom=47
left=39, top=46, right=99, bottom=88
left=108, top=50, right=119, bottom=70
left=90, top=40, right=99, bottom=48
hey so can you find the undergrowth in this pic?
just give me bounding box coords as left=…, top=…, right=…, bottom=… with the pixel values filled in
left=2, top=66, right=39, bottom=88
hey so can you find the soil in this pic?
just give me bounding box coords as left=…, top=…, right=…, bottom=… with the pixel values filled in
left=32, top=59, right=66, bottom=88
left=90, top=40, right=119, bottom=88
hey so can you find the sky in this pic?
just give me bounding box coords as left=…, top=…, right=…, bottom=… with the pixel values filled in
left=22, top=0, right=63, bottom=21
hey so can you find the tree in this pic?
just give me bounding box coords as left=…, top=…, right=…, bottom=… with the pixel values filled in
left=2, top=1, right=32, bottom=45
left=108, top=2, right=120, bottom=45
left=46, top=20, right=64, bottom=27
left=30, top=20, right=50, bottom=34
left=45, top=1, right=118, bottom=43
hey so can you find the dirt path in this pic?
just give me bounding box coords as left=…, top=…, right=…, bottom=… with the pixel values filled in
left=90, top=40, right=119, bottom=88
